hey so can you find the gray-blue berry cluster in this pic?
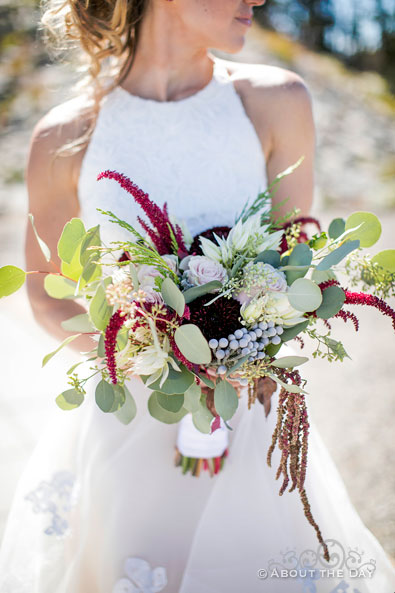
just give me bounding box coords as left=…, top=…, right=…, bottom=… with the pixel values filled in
left=208, top=321, right=284, bottom=375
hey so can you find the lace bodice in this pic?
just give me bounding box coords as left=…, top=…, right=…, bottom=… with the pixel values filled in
left=78, top=58, right=268, bottom=244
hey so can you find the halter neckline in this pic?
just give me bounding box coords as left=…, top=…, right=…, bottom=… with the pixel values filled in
left=114, top=58, right=229, bottom=108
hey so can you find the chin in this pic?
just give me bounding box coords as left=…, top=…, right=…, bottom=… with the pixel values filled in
left=213, top=35, right=246, bottom=55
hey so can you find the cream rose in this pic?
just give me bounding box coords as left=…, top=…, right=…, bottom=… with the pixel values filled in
left=185, top=255, right=227, bottom=287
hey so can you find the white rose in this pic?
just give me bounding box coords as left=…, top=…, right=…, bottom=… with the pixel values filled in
left=185, top=255, right=227, bottom=287
left=264, top=292, right=305, bottom=327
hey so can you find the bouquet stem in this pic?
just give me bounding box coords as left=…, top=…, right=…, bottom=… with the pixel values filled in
left=174, top=447, right=228, bottom=477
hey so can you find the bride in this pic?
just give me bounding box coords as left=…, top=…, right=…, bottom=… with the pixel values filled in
left=1, top=0, right=394, bottom=592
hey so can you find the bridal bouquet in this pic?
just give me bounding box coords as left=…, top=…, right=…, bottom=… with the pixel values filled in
left=1, top=158, right=394, bottom=561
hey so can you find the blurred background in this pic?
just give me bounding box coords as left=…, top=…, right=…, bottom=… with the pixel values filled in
left=0, top=0, right=394, bottom=563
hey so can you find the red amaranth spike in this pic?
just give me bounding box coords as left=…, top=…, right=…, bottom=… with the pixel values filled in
left=97, top=170, right=186, bottom=255
left=104, top=310, right=126, bottom=384
left=318, top=279, right=340, bottom=291
left=334, top=309, right=359, bottom=331
left=137, top=216, right=167, bottom=254
left=97, top=170, right=168, bottom=236
left=344, top=290, right=395, bottom=332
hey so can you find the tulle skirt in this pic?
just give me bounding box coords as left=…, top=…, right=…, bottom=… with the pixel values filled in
left=0, top=362, right=394, bottom=593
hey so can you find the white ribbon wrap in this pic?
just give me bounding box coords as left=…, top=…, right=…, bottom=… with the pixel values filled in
left=176, top=414, right=228, bottom=458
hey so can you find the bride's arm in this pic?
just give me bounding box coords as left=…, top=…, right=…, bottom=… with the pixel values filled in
left=237, top=64, right=315, bottom=219
left=264, top=74, right=316, bottom=218
left=25, top=101, right=98, bottom=354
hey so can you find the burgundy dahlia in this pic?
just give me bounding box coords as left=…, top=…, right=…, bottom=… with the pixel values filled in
left=188, top=294, right=241, bottom=340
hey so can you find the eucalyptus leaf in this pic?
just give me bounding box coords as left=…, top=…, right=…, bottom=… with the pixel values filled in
left=311, top=268, right=337, bottom=284
left=44, top=274, right=78, bottom=299
left=80, top=225, right=101, bottom=266
left=281, top=320, right=309, bottom=341
left=372, top=249, right=395, bottom=273
left=81, top=259, right=101, bottom=284
left=192, top=403, right=214, bottom=434
left=345, top=211, right=382, bottom=248
left=61, top=313, right=95, bottom=333
left=315, top=285, right=345, bottom=320
left=156, top=392, right=185, bottom=413
left=148, top=392, right=187, bottom=424
left=225, top=354, right=249, bottom=377
left=285, top=243, right=312, bottom=284
left=174, top=324, right=212, bottom=365
left=161, top=277, right=185, bottom=316
left=42, top=334, right=81, bottom=367
left=28, top=213, right=51, bottom=262
left=61, top=243, right=83, bottom=282
left=183, top=281, right=223, bottom=304
left=129, top=263, right=140, bottom=290
left=116, top=326, right=129, bottom=351
left=316, top=240, right=360, bottom=271
left=328, top=218, right=345, bottom=240
left=265, top=342, right=283, bottom=357
left=271, top=355, right=309, bottom=369
left=57, top=218, right=86, bottom=264
left=55, top=389, right=84, bottom=410
left=287, top=278, right=322, bottom=312
left=254, top=250, right=281, bottom=268
left=195, top=373, right=215, bottom=389
left=95, top=379, right=116, bottom=413
left=184, top=382, right=202, bottom=413
left=0, top=265, right=26, bottom=298
left=114, top=384, right=137, bottom=424
left=267, top=373, right=307, bottom=394
left=214, top=380, right=239, bottom=421
left=109, top=384, right=126, bottom=412
left=89, top=282, right=113, bottom=331
left=97, top=334, right=105, bottom=358
left=149, top=365, right=194, bottom=394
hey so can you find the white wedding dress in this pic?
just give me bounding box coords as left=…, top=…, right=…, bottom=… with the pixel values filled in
left=0, top=57, right=394, bottom=593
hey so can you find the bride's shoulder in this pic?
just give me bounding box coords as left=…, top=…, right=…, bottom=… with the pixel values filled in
left=218, top=58, right=312, bottom=103
left=27, top=94, right=97, bottom=193
left=217, top=60, right=311, bottom=117
left=30, top=94, right=96, bottom=155
left=215, top=58, right=314, bottom=159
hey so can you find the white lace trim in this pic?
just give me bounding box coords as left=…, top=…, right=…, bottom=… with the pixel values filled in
left=112, top=557, right=167, bottom=593
left=24, top=470, right=77, bottom=537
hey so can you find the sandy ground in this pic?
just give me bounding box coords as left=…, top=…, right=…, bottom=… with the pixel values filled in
left=0, top=27, right=394, bottom=568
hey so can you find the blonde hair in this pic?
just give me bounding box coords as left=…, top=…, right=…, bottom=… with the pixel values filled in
left=40, top=0, right=149, bottom=154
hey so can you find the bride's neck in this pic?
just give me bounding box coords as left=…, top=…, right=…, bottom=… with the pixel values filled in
left=120, top=7, right=214, bottom=102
